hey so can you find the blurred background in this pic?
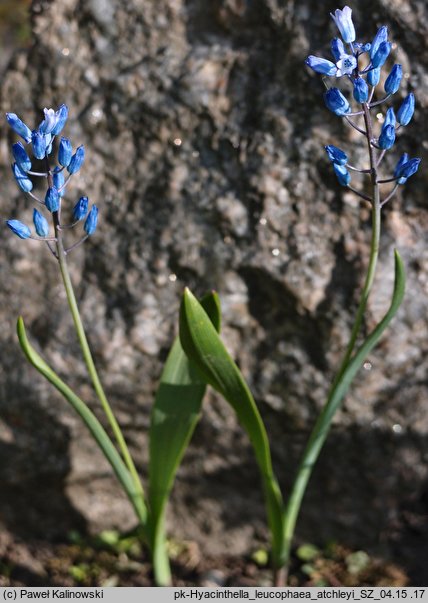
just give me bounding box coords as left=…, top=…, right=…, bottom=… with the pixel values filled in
left=0, top=0, right=31, bottom=69
left=0, top=0, right=427, bottom=587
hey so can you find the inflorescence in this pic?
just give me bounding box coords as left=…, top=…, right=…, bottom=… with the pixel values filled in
left=305, top=6, right=420, bottom=204
left=5, top=105, right=98, bottom=256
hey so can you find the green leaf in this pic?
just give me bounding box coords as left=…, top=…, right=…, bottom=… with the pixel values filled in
left=179, top=288, right=284, bottom=566
left=16, top=317, right=147, bottom=530
left=148, top=291, right=221, bottom=585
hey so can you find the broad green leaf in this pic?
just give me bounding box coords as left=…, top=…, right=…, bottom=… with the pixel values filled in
left=179, top=288, right=284, bottom=565
left=283, top=250, right=405, bottom=560
left=148, top=292, right=221, bottom=585
left=16, top=317, right=147, bottom=530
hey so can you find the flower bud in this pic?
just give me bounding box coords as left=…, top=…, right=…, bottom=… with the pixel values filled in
left=330, top=38, right=345, bottom=62
left=67, top=145, right=85, bottom=174
left=53, top=168, right=65, bottom=196
left=12, top=162, right=33, bottom=193
left=12, top=142, right=32, bottom=172
left=45, top=186, right=60, bottom=213
left=52, top=104, right=69, bottom=136
left=371, top=41, right=391, bottom=68
left=330, top=6, right=355, bottom=43
left=325, top=145, right=348, bottom=166
left=370, top=26, right=388, bottom=59
left=353, top=77, right=369, bottom=103
left=397, top=93, right=415, bottom=126
left=84, top=205, right=98, bottom=235
left=333, top=163, right=351, bottom=186
left=73, top=196, right=89, bottom=222
left=367, top=67, right=381, bottom=87
left=378, top=124, right=395, bottom=149
left=6, top=112, right=32, bottom=143
left=324, top=88, right=350, bottom=115
left=384, top=64, right=402, bottom=95
left=395, top=157, right=421, bottom=184
left=58, top=137, right=73, bottom=167
left=305, top=56, right=337, bottom=76
left=6, top=219, right=31, bottom=239
left=33, top=209, right=50, bottom=237
left=32, top=130, right=47, bottom=160
left=384, top=107, right=396, bottom=128
left=393, top=154, right=409, bottom=179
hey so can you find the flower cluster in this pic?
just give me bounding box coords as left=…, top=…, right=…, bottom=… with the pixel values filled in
left=305, top=6, right=420, bottom=201
left=5, top=105, right=98, bottom=251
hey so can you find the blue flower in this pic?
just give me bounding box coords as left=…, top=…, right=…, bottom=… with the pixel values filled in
left=12, top=162, right=33, bottom=192
left=12, top=142, right=32, bottom=172
left=84, top=205, right=98, bottom=235
left=6, top=112, right=32, bottom=143
left=325, top=145, right=348, bottom=166
left=330, top=6, right=355, bottom=44
left=33, top=209, right=50, bottom=237
left=45, top=186, right=60, bottom=212
left=395, top=157, right=421, bottom=184
left=367, top=67, right=381, bottom=87
left=68, top=145, right=85, bottom=174
left=393, top=153, right=409, bottom=179
left=384, top=65, right=402, bottom=95
left=59, top=137, right=73, bottom=167
left=38, top=108, right=59, bottom=135
left=305, top=56, right=337, bottom=76
left=6, top=219, right=31, bottom=239
left=353, top=77, right=369, bottom=103
left=53, top=168, right=65, bottom=196
left=397, top=93, right=415, bottom=126
left=73, top=196, right=89, bottom=222
left=370, top=26, right=388, bottom=59
left=324, top=88, right=350, bottom=115
left=335, top=54, right=357, bottom=77
left=330, top=38, right=345, bottom=62
left=32, top=130, right=47, bottom=160
left=384, top=107, right=396, bottom=128
left=52, top=104, right=69, bottom=136
left=378, top=124, right=395, bottom=149
left=333, top=163, right=351, bottom=186
left=371, top=41, right=391, bottom=68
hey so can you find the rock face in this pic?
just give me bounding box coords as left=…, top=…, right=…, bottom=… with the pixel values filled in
left=0, top=0, right=427, bottom=574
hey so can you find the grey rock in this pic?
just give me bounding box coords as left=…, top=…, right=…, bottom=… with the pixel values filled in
left=0, top=0, right=427, bottom=578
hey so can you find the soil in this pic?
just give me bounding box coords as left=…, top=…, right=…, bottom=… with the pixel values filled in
left=0, top=530, right=411, bottom=588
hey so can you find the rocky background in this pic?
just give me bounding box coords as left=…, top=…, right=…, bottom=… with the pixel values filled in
left=0, top=0, right=427, bottom=582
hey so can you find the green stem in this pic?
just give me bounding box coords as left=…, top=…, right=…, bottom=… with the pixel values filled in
left=280, top=102, right=381, bottom=579
left=53, top=217, right=144, bottom=503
